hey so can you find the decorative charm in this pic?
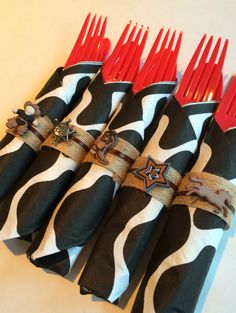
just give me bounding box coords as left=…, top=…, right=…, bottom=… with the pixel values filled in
left=6, top=101, right=42, bottom=136
left=92, top=130, right=118, bottom=165
left=51, top=119, right=76, bottom=146
left=185, top=176, right=234, bottom=217
left=133, top=156, right=170, bottom=191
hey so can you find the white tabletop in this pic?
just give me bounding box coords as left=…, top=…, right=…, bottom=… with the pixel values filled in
left=0, top=1, right=236, bottom=312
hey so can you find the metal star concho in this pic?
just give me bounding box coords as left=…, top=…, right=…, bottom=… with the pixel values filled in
left=133, top=156, right=170, bottom=191
left=51, top=119, right=76, bottom=146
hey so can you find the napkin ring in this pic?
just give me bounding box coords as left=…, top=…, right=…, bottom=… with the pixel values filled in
left=42, top=120, right=95, bottom=163
left=6, top=101, right=54, bottom=152
left=122, top=155, right=182, bottom=207
left=173, top=172, right=236, bottom=229
left=84, top=131, right=140, bottom=184
left=92, top=130, right=118, bottom=165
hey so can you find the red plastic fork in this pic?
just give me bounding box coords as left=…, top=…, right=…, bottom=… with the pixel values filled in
left=202, top=40, right=228, bottom=101
left=102, top=21, right=131, bottom=76
left=102, top=22, right=148, bottom=83
left=144, top=28, right=171, bottom=86
left=164, top=32, right=182, bottom=81
left=132, top=28, right=182, bottom=94
left=123, top=27, right=149, bottom=82
left=214, top=76, right=236, bottom=131
left=175, top=35, right=228, bottom=106
left=64, top=13, right=110, bottom=68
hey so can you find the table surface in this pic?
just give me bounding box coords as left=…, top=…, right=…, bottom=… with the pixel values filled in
left=0, top=1, right=236, bottom=312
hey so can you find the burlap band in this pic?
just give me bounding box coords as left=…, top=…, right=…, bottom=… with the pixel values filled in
left=122, top=156, right=182, bottom=207
left=6, top=116, right=54, bottom=152
left=84, top=134, right=140, bottom=184
left=42, top=126, right=95, bottom=163
left=172, top=172, right=236, bottom=228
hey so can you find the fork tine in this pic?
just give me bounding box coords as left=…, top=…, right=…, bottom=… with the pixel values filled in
left=64, top=13, right=91, bottom=68
left=213, top=74, right=223, bottom=101
left=215, top=39, right=228, bottom=76
left=159, top=28, right=170, bottom=52
left=144, top=28, right=170, bottom=86
left=156, top=30, right=176, bottom=82
left=194, top=37, right=222, bottom=101
left=116, top=25, right=143, bottom=80
left=232, top=96, right=236, bottom=117
left=123, top=26, right=149, bottom=82
left=83, top=14, right=97, bottom=45
left=97, top=16, right=107, bottom=46
left=134, top=25, right=143, bottom=42
left=93, top=15, right=102, bottom=37
left=116, top=25, right=138, bottom=62
left=102, top=21, right=131, bottom=79
left=203, top=39, right=229, bottom=101
left=108, top=24, right=137, bottom=79
left=97, top=37, right=111, bottom=61
left=78, top=14, right=97, bottom=59
left=164, top=31, right=182, bottom=81
left=217, top=76, right=236, bottom=115
left=175, top=34, right=207, bottom=101
left=232, top=98, right=236, bottom=118
left=141, top=27, right=164, bottom=75
left=132, top=27, right=164, bottom=92
left=86, top=16, right=107, bottom=59
left=77, top=14, right=98, bottom=60
left=84, top=15, right=103, bottom=60
left=225, top=76, right=236, bottom=115
left=184, top=36, right=213, bottom=99
left=94, top=17, right=108, bottom=60
left=214, top=76, right=236, bottom=130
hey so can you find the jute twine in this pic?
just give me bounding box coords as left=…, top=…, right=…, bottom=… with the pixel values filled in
left=42, top=126, right=95, bottom=163
left=172, top=172, right=236, bottom=228
left=6, top=116, right=54, bottom=152
left=84, top=135, right=140, bottom=184
left=122, top=156, right=182, bottom=207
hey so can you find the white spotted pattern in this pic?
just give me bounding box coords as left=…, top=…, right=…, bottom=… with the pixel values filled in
left=143, top=115, right=197, bottom=161
left=31, top=164, right=113, bottom=260
left=0, top=154, right=77, bottom=240
left=0, top=137, right=24, bottom=157
left=143, top=207, right=224, bottom=313
left=67, top=89, right=127, bottom=133
left=108, top=197, right=163, bottom=303
left=35, top=72, right=95, bottom=106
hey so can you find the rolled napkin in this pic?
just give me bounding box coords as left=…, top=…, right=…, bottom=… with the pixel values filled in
left=27, top=81, right=176, bottom=276
left=0, top=61, right=101, bottom=200
left=130, top=117, right=236, bottom=312
left=0, top=71, right=131, bottom=240
left=78, top=94, right=218, bottom=303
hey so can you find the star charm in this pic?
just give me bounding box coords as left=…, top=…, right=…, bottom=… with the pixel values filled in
left=51, top=119, right=76, bottom=146
left=133, top=156, right=170, bottom=191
